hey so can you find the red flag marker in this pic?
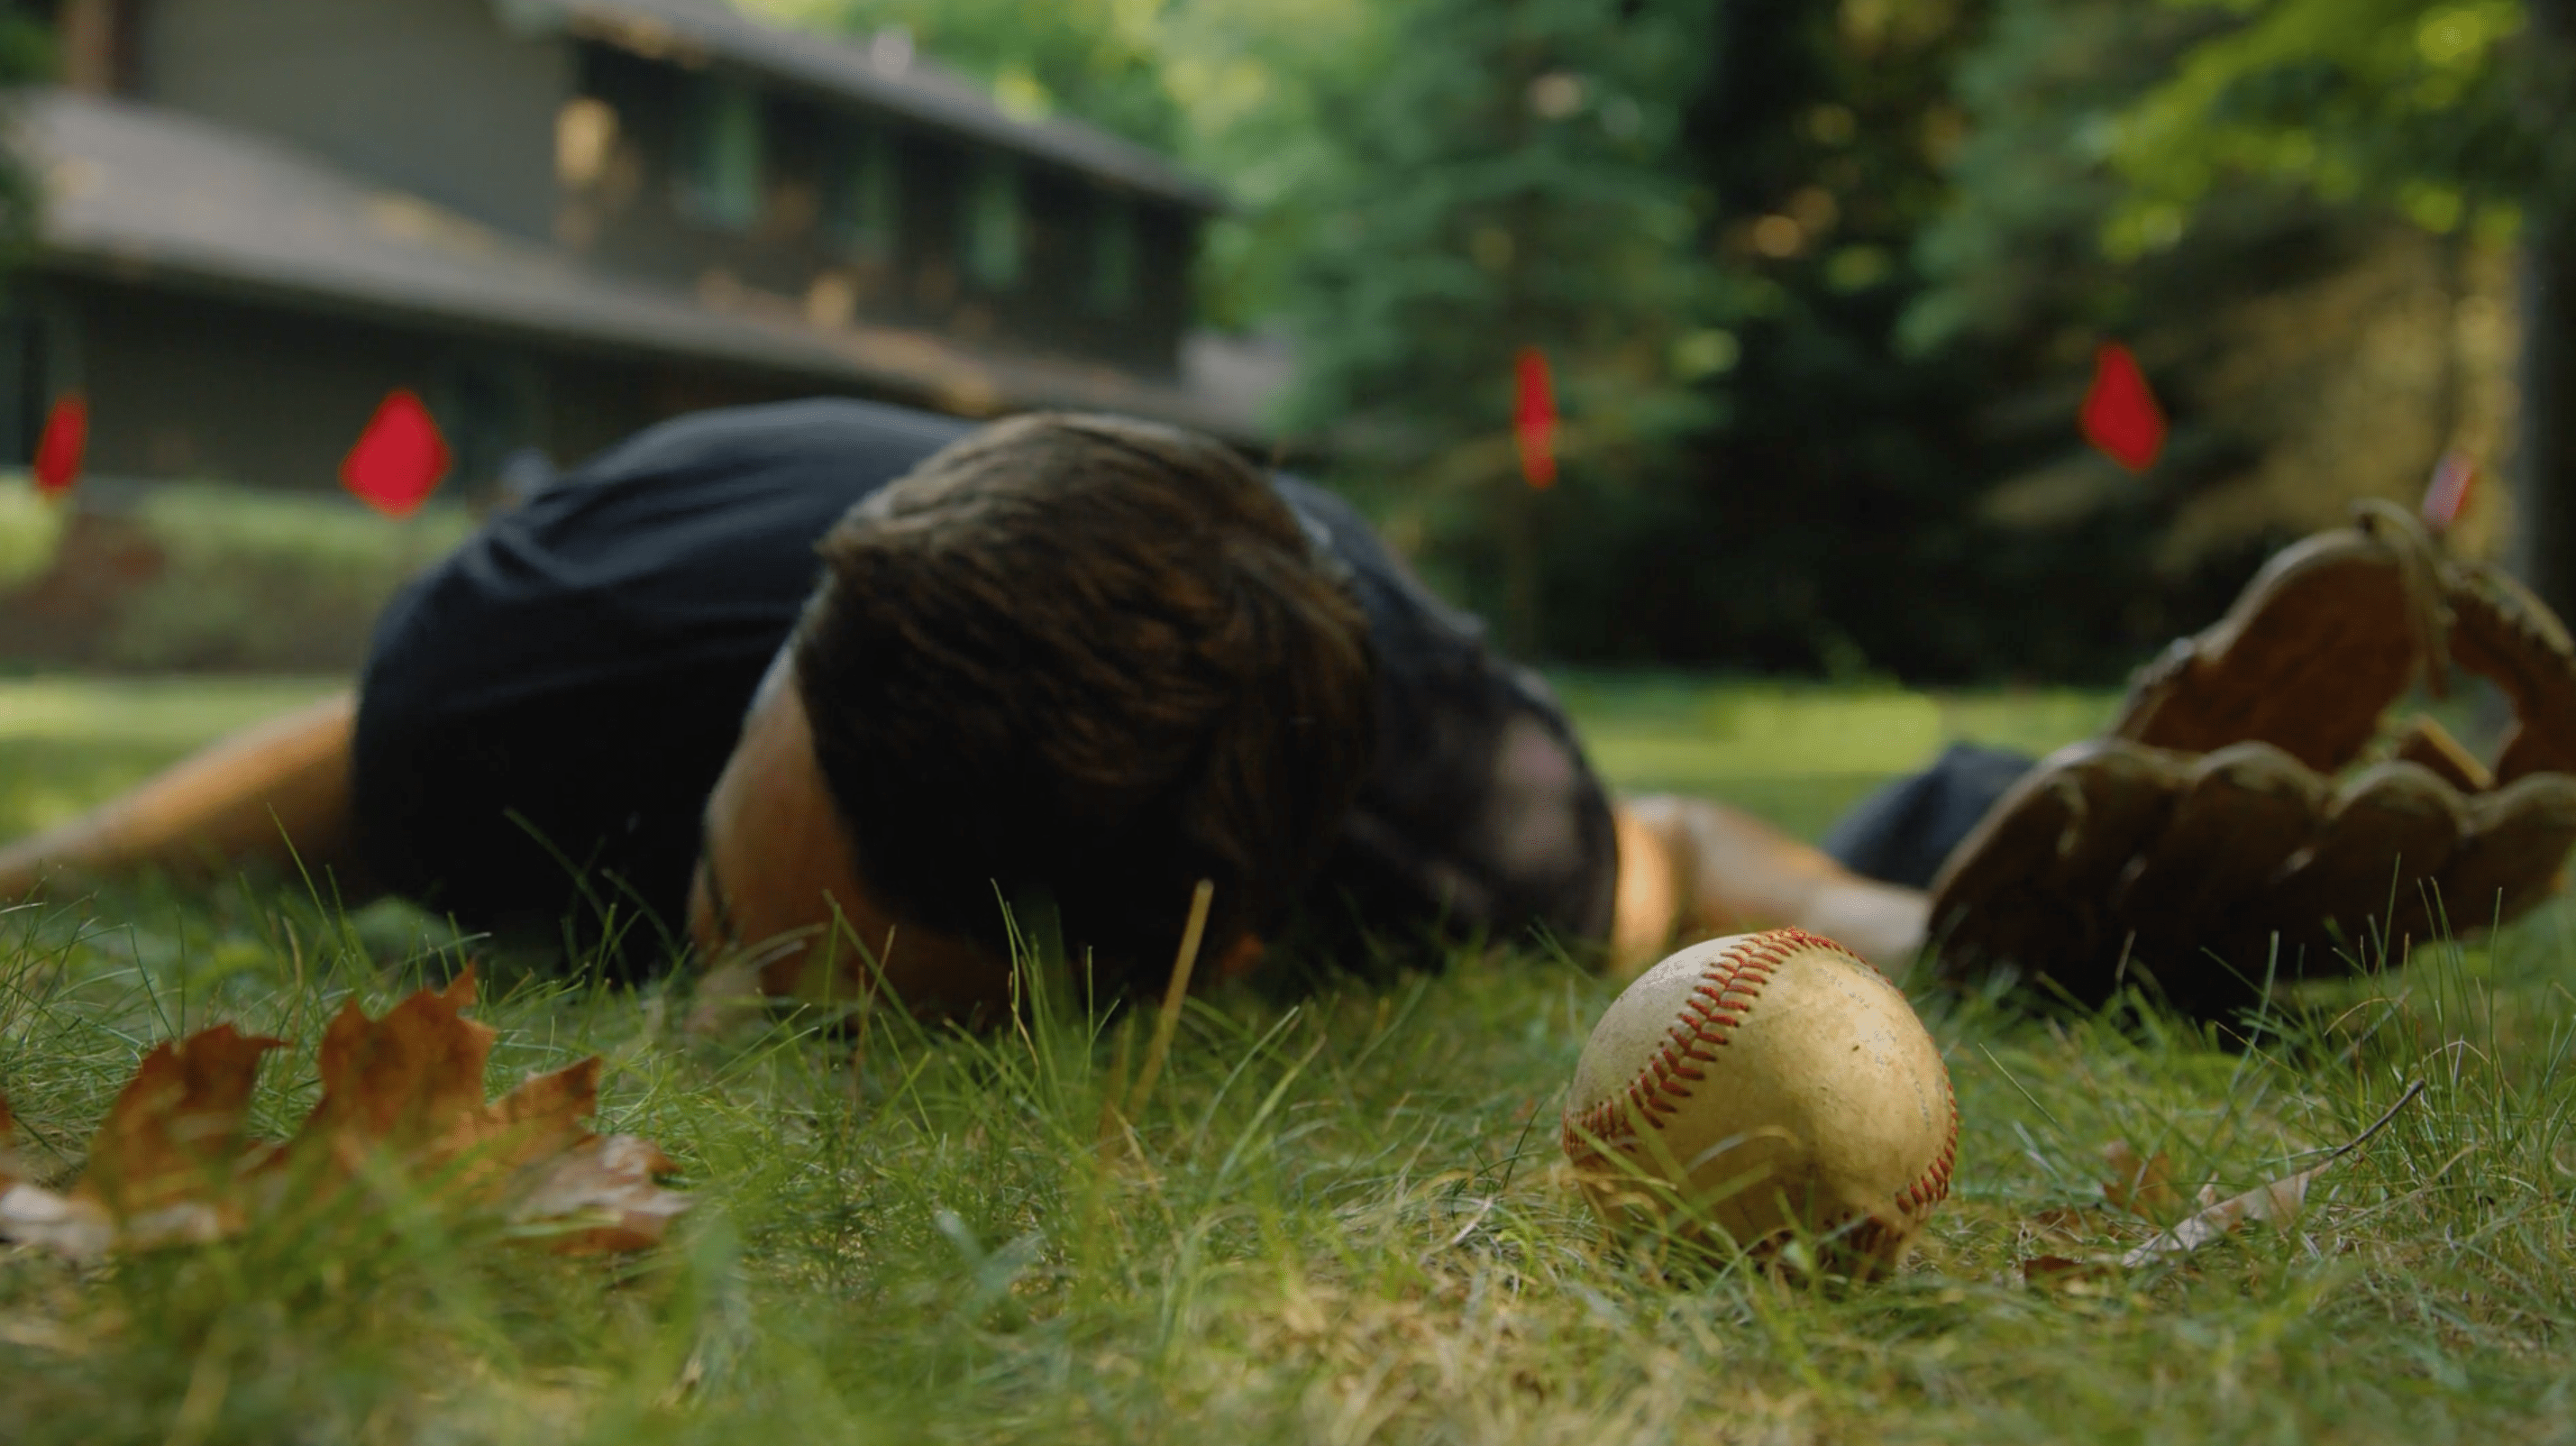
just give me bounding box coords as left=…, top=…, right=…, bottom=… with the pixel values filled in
left=32, top=392, right=87, bottom=498
left=2079, top=343, right=2166, bottom=473
left=2421, top=448, right=2479, bottom=535
left=341, top=389, right=451, bottom=517
left=1514, top=346, right=1557, bottom=490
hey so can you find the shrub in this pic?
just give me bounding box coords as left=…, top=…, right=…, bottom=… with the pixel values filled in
left=0, top=480, right=474, bottom=673
left=0, top=474, right=65, bottom=590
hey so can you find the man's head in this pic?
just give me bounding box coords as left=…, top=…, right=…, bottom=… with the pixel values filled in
left=689, top=413, right=1376, bottom=1011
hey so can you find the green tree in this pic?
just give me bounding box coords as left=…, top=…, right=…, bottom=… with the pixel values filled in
left=1544, top=0, right=2047, bottom=677
left=1270, top=0, right=1721, bottom=653
left=1902, top=0, right=2365, bottom=653
left=744, top=0, right=1184, bottom=151
left=1898, top=0, right=2538, bottom=677
left=2085, top=0, right=2576, bottom=612
left=0, top=6, right=50, bottom=263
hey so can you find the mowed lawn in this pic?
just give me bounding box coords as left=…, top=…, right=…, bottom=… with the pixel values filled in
left=6, top=672, right=2576, bottom=1443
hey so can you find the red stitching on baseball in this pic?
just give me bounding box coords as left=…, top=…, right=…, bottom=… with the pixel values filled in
left=1562, top=928, right=1960, bottom=1239
left=1560, top=928, right=1825, bottom=1163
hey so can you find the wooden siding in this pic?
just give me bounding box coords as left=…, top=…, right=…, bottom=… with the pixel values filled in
left=137, top=0, right=571, bottom=241
left=26, top=277, right=865, bottom=491
left=564, top=43, right=1190, bottom=377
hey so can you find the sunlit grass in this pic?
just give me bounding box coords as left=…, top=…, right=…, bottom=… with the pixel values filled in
left=1554, top=671, right=2117, bottom=839
left=0, top=675, right=344, bottom=837
left=4, top=672, right=2575, bottom=1442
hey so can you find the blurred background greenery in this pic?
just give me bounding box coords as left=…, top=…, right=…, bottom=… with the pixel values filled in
left=736, top=0, right=2576, bottom=682
left=0, top=672, right=2117, bottom=845
left=7, top=0, right=2572, bottom=686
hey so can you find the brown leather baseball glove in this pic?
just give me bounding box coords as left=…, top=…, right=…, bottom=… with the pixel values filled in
left=1927, top=503, right=2576, bottom=1018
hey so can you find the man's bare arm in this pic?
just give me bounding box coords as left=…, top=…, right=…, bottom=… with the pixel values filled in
left=1610, top=794, right=1930, bottom=975
left=0, top=691, right=371, bottom=899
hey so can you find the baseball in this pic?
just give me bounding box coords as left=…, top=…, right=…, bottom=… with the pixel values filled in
left=1561, top=929, right=1956, bottom=1273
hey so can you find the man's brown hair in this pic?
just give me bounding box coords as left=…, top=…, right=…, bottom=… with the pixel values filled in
left=792, top=412, right=1377, bottom=992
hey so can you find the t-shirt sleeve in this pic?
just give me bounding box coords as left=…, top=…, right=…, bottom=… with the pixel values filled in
left=350, top=399, right=969, bottom=962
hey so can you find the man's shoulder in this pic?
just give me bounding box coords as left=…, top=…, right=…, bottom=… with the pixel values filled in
left=578, top=398, right=978, bottom=486
left=1269, top=475, right=1495, bottom=688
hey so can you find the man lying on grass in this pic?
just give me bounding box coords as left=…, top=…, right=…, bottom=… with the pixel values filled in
left=0, top=404, right=1926, bottom=1019
left=5, top=400, right=2573, bottom=1020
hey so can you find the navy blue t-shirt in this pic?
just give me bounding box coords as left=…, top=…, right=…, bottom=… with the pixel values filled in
left=352, top=399, right=1619, bottom=968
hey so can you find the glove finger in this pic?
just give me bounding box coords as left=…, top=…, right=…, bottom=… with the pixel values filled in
left=1927, top=739, right=2185, bottom=1001
left=2389, top=714, right=2493, bottom=794
left=2417, top=773, right=2576, bottom=938
left=2111, top=521, right=2428, bottom=773
left=2244, top=760, right=2465, bottom=976
left=2098, top=742, right=2328, bottom=1016
left=2113, top=742, right=2327, bottom=934
left=2444, top=560, right=2576, bottom=783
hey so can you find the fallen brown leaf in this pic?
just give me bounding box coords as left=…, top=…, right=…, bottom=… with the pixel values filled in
left=2116, top=1164, right=2327, bottom=1268
left=0, top=1090, right=19, bottom=1188
left=2019, top=1253, right=2113, bottom=1288
left=511, top=1133, right=694, bottom=1254
left=0, top=1028, right=283, bottom=1256
left=300, top=972, right=593, bottom=1196
left=2101, top=1141, right=2180, bottom=1220
left=84, top=1025, right=284, bottom=1233
left=0, top=970, right=690, bottom=1259
left=2117, top=1080, right=2425, bottom=1269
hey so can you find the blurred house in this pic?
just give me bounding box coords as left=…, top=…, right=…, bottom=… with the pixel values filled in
left=0, top=0, right=1284, bottom=495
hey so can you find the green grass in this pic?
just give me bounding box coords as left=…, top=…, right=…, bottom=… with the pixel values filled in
left=0, top=675, right=346, bottom=839
left=6, top=673, right=2576, bottom=1442
left=1554, top=672, right=2115, bottom=839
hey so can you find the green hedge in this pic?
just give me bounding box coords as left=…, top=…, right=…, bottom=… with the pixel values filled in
left=0, top=477, right=476, bottom=673
left=0, top=474, right=66, bottom=590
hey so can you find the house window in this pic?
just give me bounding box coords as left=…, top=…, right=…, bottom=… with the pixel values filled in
left=678, top=76, right=763, bottom=229
left=1087, top=194, right=1138, bottom=315
left=964, top=156, right=1022, bottom=289
left=0, top=306, right=53, bottom=469
left=438, top=356, right=541, bottom=496
left=829, top=126, right=900, bottom=261
left=556, top=96, right=619, bottom=189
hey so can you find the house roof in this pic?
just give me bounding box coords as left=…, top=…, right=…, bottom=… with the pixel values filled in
left=19, top=88, right=1277, bottom=442
left=497, top=0, right=1227, bottom=213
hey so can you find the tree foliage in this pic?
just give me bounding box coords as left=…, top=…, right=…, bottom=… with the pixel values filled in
left=745, top=0, right=1187, bottom=151
left=1266, top=0, right=1723, bottom=650
left=2077, top=0, right=2576, bottom=618
left=1539, top=0, right=2019, bottom=674
left=749, top=0, right=2562, bottom=678
left=2107, top=0, right=2557, bottom=242
left=0, top=7, right=52, bottom=264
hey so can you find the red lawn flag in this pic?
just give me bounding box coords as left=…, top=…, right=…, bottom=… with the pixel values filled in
left=342, top=389, right=452, bottom=517
left=2079, top=343, right=2167, bottom=473
left=1514, top=346, right=1557, bottom=490
left=32, top=392, right=87, bottom=498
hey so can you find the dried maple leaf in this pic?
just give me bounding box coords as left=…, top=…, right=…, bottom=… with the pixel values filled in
left=289, top=972, right=687, bottom=1253
left=2020, top=1252, right=2113, bottom=1288
left=0, top=1027, right=282, bottom=1256
left=0, top=970, right=688, bottom=1258
left=2118, top=1080, right=2425, bottom=1269
left=84, top=1026, right=284, bottom=1230
left=2116, top=1164, right=2330, bottom=1268
left=512, top=1133, right=692, bottom=1254
left=2101, top=1140, right=2181, bottom=1220
left=299, top=972, right=587, bottom=1193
